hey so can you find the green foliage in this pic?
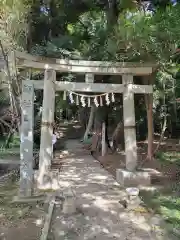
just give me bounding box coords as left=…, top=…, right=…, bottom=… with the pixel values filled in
left=0, top=90, right=10, bottom=106
left=111, top=5, right=180, bottom=62
left=141, top=185, right=180, bottom=235
left=1, top=0, right=180, bottom=138
left=28, top=3, right=180, bottom=136
left=155, top=151, right=180, bottom=165
left=0, top=0, right=30, bottom=50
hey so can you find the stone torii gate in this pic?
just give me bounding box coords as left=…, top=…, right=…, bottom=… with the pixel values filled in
left=16, top=51, right=156, bottom=197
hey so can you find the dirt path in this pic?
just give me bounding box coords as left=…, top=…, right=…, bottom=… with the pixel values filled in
left=0, top=182, right=44, bottom=240
left=50, top=140, right=176, bottom=240
left=0, top=121, right=84, bottom=240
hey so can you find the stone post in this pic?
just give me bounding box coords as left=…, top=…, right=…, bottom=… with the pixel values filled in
left=19, top=81, right=34, bottom=197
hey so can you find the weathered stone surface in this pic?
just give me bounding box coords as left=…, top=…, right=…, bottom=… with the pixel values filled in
left=116, top=169, right=151, bottom=187
left=62, top=188, right=76, bottom=214
left=122, top=75, right=137, bottom=171
left=19, top=81, right=34, bottom=197
left=126, top=196, right=142, bottom=210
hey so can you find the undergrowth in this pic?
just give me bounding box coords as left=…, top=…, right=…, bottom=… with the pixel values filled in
left=141, top=150, right=180, bottom=236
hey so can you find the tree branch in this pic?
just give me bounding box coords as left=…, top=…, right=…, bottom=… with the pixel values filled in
left=0, top=40, right=20, bottom=133
left=0, top=117, right=14, bottom=132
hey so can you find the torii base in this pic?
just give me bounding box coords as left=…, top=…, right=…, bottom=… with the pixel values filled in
left=116, top=169, right=151, bottom=187
left=12, top=195, right=45, bottom=204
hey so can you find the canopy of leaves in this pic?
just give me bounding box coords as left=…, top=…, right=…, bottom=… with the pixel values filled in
left=0, top=0, right=30, bottom=50
left=1, top=0, right=180, bottom=136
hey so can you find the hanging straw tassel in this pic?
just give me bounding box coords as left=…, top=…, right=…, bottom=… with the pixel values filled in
left=76, top=95, right=79, bottom=105
left=111, top=92, right=115, bottom=102
left=81, top=96, right=86, bottom=107
left=63, top=91, right=67, bottom=100
left=105, top=93, right=110, bottom=105
left=88, top=97, right=91, bottom=107
left=69, top=92, right=74, bottom=103
left=100, top=96, right=103, bottom=106
left=94, top=96, right=99, bottom=107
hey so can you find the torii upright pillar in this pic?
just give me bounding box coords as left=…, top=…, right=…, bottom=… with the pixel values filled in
left=116, top=74, right=151, bottom=187
left=122, top=74, right=137, bottom=171
left=38, top=69, right=56, bottom=188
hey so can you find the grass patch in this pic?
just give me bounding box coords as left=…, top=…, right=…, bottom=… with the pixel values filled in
left=155, top=151, right=180, bottom=166
left=141, top=150, right=180, bottom=235
left=156, top=151, right=180, bottom=166
left=0, top=183, right=27, bottom=221
left=0, top=134, right=20, bottom=159
left=0, top=133, right=20, bottom=158
left=0, top=148, right=20, bottom=156
left=0, top=182, right=36, bottom=222
left=140, top=182, right=180, bottom=234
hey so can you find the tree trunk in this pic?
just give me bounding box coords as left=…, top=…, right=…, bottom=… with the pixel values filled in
left=101, top=122, right=106, bottom=156
left=83, top=105, right=95, bottom=140
left=106, top=0, right=119, bottom=30
left=145, top=94, right=153, bottom=160
left=79, top=107, right=89, bottom=131
left=0, top=41, right=20, bottom=133
left=112, top=121, right=125, bottom=151
left=154, top=116, right=167, bottom=155
left=91, top=119, right=101, bottom=154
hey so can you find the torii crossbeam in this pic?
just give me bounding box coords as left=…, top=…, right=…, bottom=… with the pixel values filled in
left=12, top=51, right=157, bottom=196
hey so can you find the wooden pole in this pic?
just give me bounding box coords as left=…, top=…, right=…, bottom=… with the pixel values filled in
left=38, top=69, right=56, bottom=188
left=101, top=122, right=106, bottom=156
left=19, top=80, right=34, bottom=197
left=122, top=75, right=137, bottom=171
left=144, top=75, right=154, bottom=160
left=40, top=196, right=55, bottom=240
left=145, top=94, right=153, bottom=160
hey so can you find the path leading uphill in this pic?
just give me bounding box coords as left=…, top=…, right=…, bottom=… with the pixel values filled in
left=49, top=140, right=176, bottom=240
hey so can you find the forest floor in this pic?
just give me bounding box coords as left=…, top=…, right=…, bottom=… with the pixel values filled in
left=94, top=138, right=180, bottom=237
left=0, top=122, right=180, bottom=239
left=0, top=182, right=44, bottom=240
left=50, top=140, right=178, bottom=240
left=0, top=120, right=84, bottom=240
